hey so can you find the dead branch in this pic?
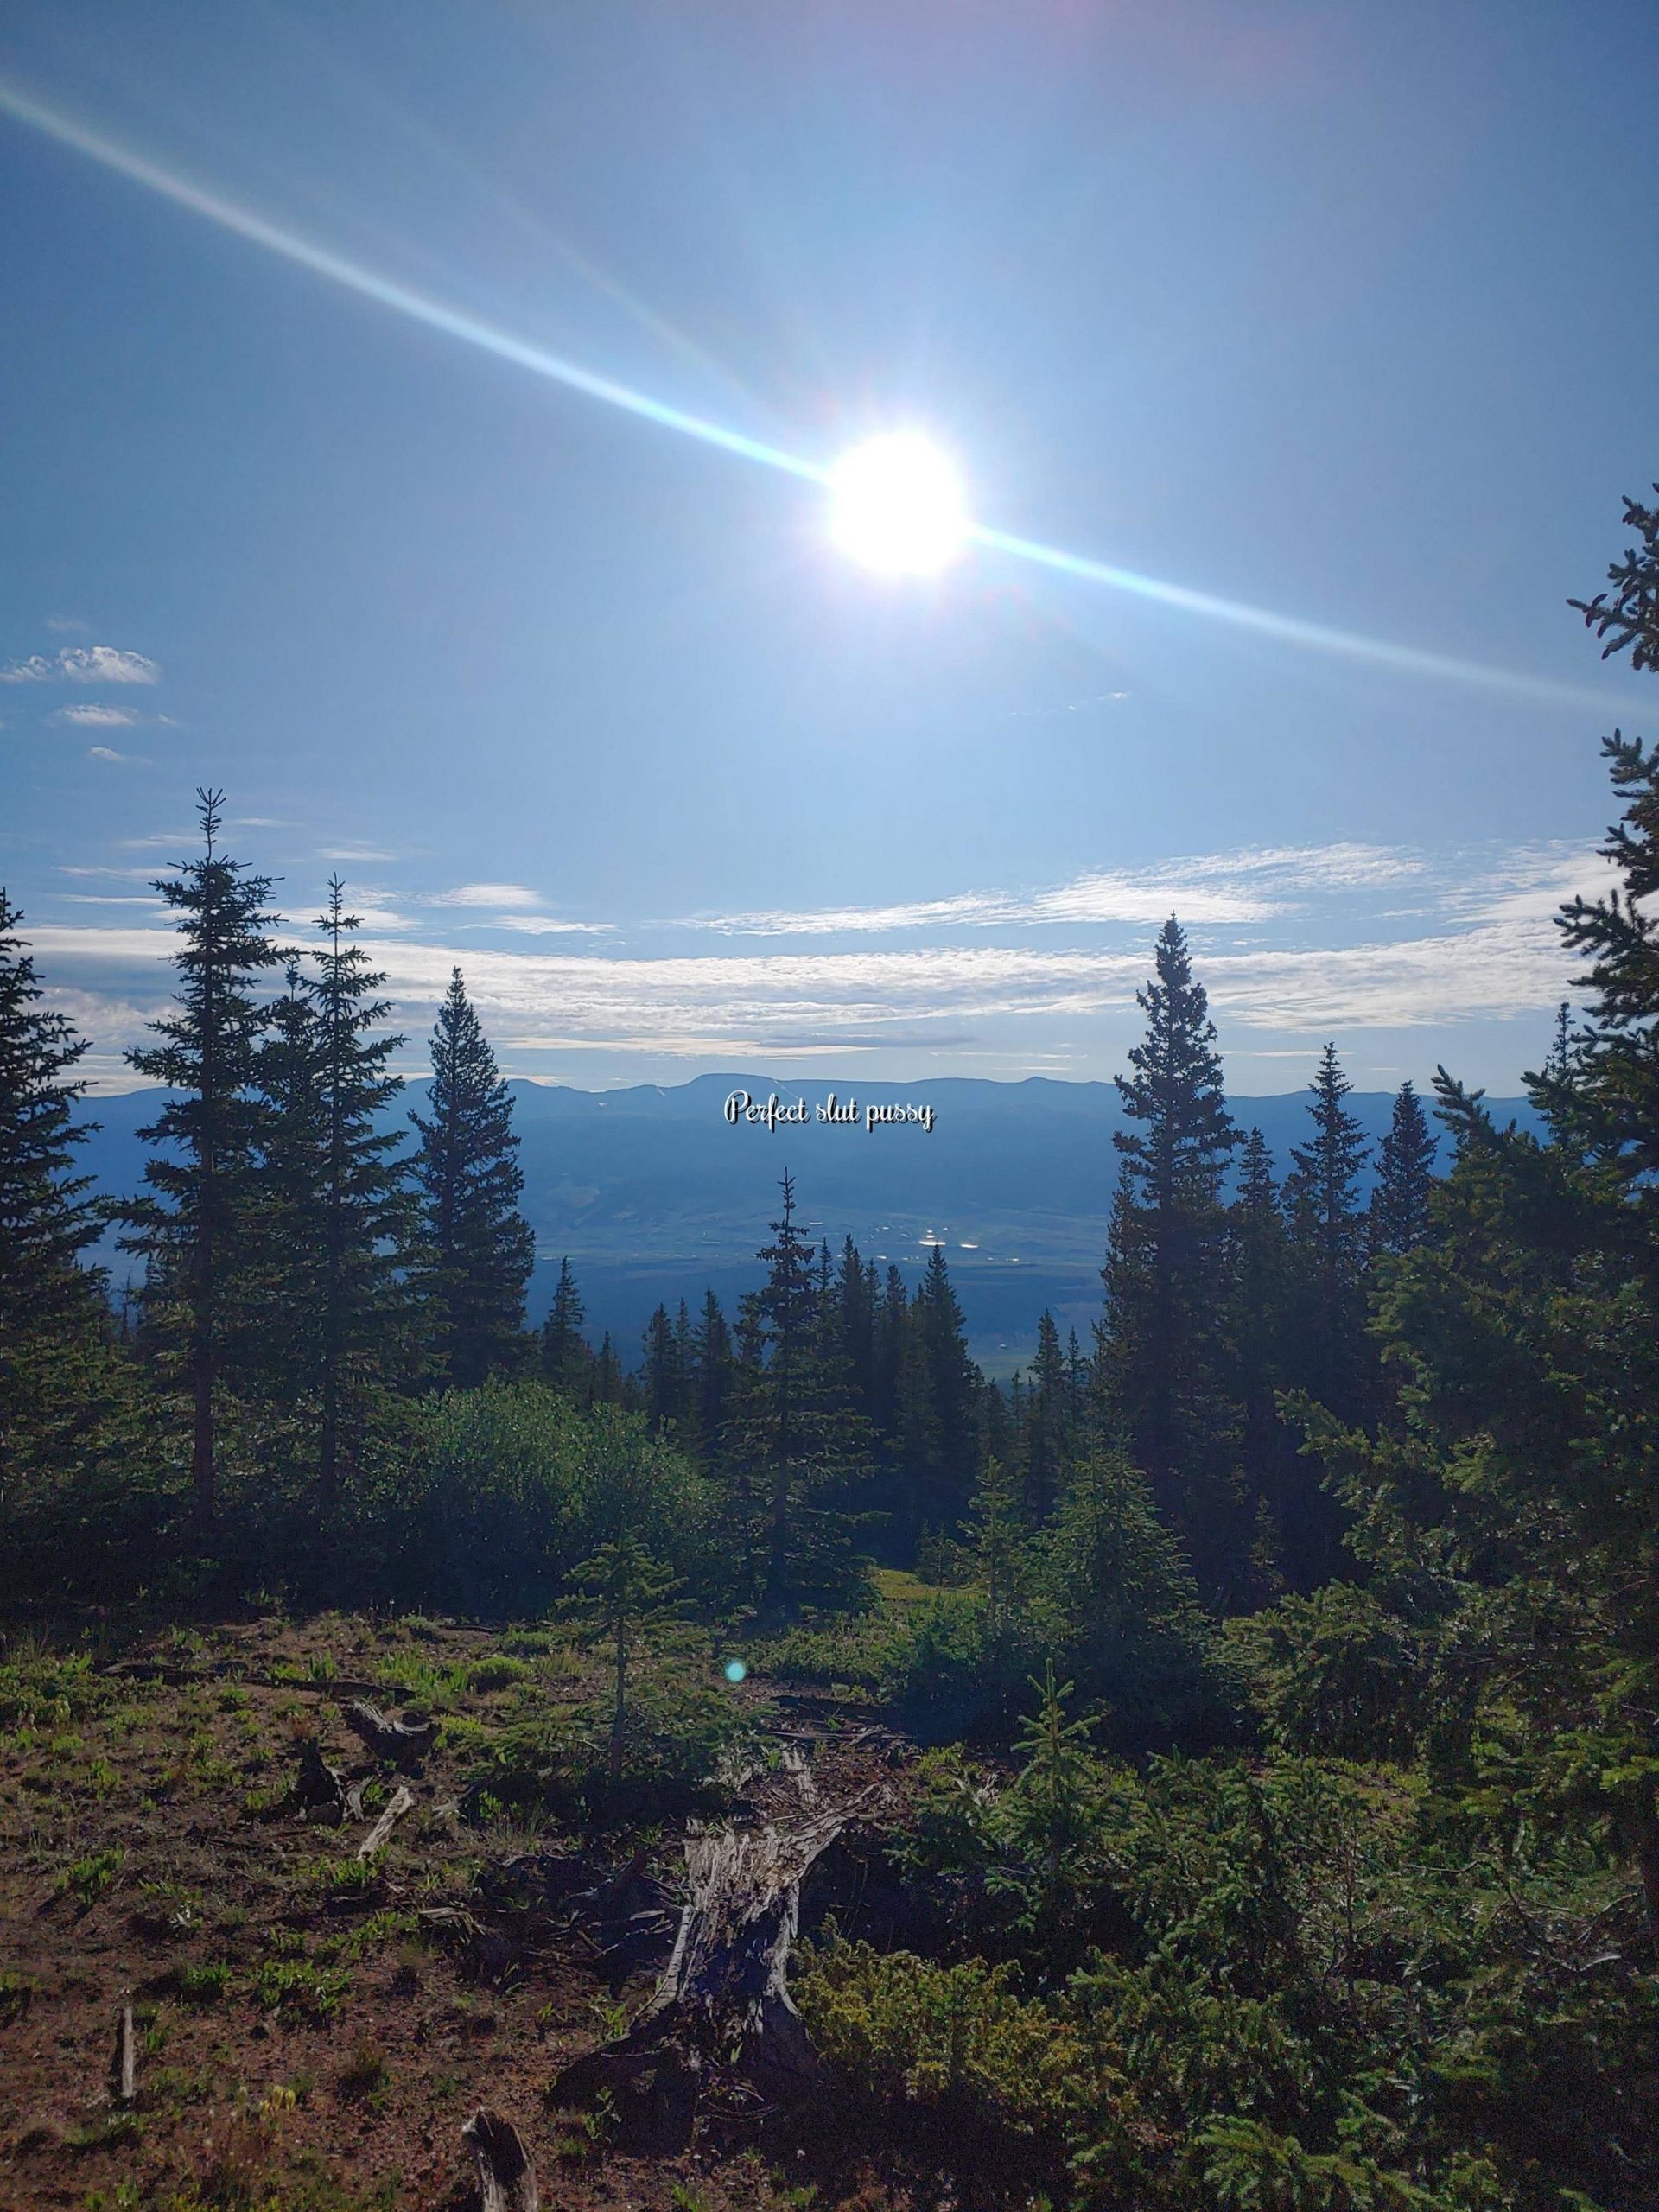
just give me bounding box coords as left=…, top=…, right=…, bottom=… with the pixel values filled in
left=356, top=1783, right=415, bottom=1860
left=115, top=2001, right=136, bottom=2105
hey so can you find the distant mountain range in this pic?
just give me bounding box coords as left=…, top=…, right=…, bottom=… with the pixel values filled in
left=79, top=1072, right=1544, bottom=1374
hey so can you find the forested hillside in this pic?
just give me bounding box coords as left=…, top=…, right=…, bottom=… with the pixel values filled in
left=2, top=492, right=1657, bottom=2209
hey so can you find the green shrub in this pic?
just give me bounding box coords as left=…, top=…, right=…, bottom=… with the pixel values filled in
left=364, top=1384, right=719, bottom=1614
left=796, top=1933, right=1076, bottom=2138
left=467, top=1662, right=761, bottom=1828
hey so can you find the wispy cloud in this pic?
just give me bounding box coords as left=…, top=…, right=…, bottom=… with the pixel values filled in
left=474, top=915, right=616, bottom=936
left=676, top=843, right=1422, bottom=938
left=425, top=882, right=543, bottom=909
left=56, top=702, right=137, bottom=728
left=319, top=844, right=399, bottom=862
left=0, top=645, right=160, bottom=684
left=86, top=745, right=143, bottom=763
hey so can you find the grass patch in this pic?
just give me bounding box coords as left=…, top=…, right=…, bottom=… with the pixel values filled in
left=54, top=1845, right=125, bottom=1909
left=250, top=1957, right=351, bottom=2023
left=171, top=1961, right=233, bottom=2006
left=0, top=1967, right=36, bottom=2023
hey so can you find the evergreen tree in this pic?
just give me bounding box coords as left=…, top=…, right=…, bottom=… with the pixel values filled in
left=563, top=1533, right=681, bottom=1803
left=640, top=1300, right=695, bottom=1437
left=1552, top=728, right=1659, bottom=1179
left=0, top=892, right=102, bottom=1329
left=1021, top=1309, right=1071, bottom=1526
left=302, top=881, right=415, bottom=1527
left=1033, top=1448, right=1225, bottom=1745
left=410, top=969, right=534, bottom=1387
left=0, top=902, right=174, bottom=1593
left=244, top=964, right=328, bottom=1425
left=690, top=1288, right=734, bottom=1453
left=1225, top=1128, right=1298, bottom=1587
left=1283, top=1042, right=1371, bottom=1421
left=591, top=1329, right=629, bottom=1408
left=540, top=1256, right=594, bottom=1401
left=1369, top=1079, right=1437, bottom=1257
left=872, top=1262, right=908, bottom=1440
left=836, top=1234, right=878, bottom=1416
left=124, top=790, right=281, bottom=1525
left=965, top=1455, right=1030, bottom=1643
left=893, top=1243, right=980, bottom=1545
left=1095, top=918, right=1238, bottom=1578
left=724, top=1174, right=870, bottom=1615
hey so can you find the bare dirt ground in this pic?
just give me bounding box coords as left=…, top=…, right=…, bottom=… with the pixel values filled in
left=0, top=1611, right=913, bottom=2212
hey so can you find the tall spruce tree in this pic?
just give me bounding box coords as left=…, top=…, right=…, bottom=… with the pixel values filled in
left=1370, top=1079, right=1437, bottom=1257
left=124, top=791, right=280, bottom=1525
left=1095, top=917, right=1238, bottom=1580
left=1283, top=1041, right=1371, bottom=1423
left=410, top=968, right=534, bottom=1387
left=303, top=881, right=415, bottom=1526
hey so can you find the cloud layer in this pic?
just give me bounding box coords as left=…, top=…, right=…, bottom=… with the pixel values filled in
left=21, top=836, right=1612, bottom=1084
left=2, top=645, right=160, bottom=684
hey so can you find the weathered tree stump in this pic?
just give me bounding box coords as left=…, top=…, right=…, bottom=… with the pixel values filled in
left=551, top=1757, right=875, bottom=2147
left=461, top=2106, right=537, bottom=2212
left=296, top=1738, right=346, bottom=1825
left=342, top=1699, right=437, bottom=1766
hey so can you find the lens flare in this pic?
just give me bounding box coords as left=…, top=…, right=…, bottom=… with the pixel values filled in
left=830, top=433, right=969, bottom=575
left=723, top=1659, right=748, bottom=1685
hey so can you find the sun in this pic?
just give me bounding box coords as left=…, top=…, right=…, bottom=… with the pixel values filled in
left=828, top=431, right=970, bottom=575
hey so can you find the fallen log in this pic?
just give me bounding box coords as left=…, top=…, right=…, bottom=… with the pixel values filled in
left=356, top=1783, right=415, bottom=1860
left=551, top=1755, right=879, bottom=2146
left=342, top=1700, right=437, bottom=1765
left=461, top=2106, right=537, bottom=2212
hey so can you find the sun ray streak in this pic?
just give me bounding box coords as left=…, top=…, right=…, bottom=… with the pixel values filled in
left=0, top=79, right=825, bottom=486
left=0, top=77, right=1642, bottom=718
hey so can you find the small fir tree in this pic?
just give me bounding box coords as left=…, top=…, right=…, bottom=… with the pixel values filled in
left=563, top=1533, right=681, bottom=1802
left=540, top=1255, right=594, bottom=1401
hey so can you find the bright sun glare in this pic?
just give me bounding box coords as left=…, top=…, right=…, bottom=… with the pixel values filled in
left=829, top=431, right=970, bottom=575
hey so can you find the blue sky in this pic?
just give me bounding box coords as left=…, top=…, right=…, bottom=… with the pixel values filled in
left=2, top=1, right=1655, bottom=1095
